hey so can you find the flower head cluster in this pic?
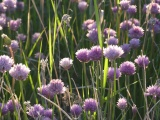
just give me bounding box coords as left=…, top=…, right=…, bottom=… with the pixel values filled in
left=75, top=48, right=90, bottom=63
left=0, top=55, right=14, bottom=73
left=129, top=38, right=140, bottom=49
left=82, top=19, right=94, bottom=30
left=134, top=55, right=150, bottom=68
left=117, top=97, right=127, bottom=110
left=103, top=28, right=116, bottom=38
left=108, top=67, right=121, bottom=81
left=0, top=13, right=7, bottom=29
left=34, top=52, right=45, bottom=60
left=16, top=33, right=26, bottom=42
left=119, top=61, right=136, bottom=75
left=86, top=29, right=98, bottom=43
left=0, top=3, right=7, bottom=13
left=70, top=104, right=82, bottom=118
left=128, top=26, right=144, bottom=39
left=0, top=103, right=8, bottom=115
left=120, top=20, right=133, bottom=31
left=9, top=18, right=21, bottom=31
left=145, top=85, right=160, bottom=98
left=105, top=37, right=118, bottom=45
left=120, top=0, right=130, bottom=10
left=16, top=2, right=24, bottom=11
left=127, top=5, right=137, bottom=15
left=3, top=0, right=17, bottom=12
left=112, top=6, right=118, bottom=13
left=148, top=2, right=160, bottom=14
left=59, top=58, right=73, bottom=70
left=148, top=17, right=160, bottom=34
left=78, top=1, right=88, bottom=11
left=88, top=46, right=102, bottom=61
left=129, top=18, right=140, bottom=26
left=83, top=98, right=98, bottom=113
left=6, top=99, right=21, bottom=113
left=120, top=44, right=131, bottom=57
left=32, top=32, right=41, bottom=43
left=103, top=45, right=124, bottom=61
left=9, top=63, right=30, bottom=81
left=11, top=40, right=19, bottom=52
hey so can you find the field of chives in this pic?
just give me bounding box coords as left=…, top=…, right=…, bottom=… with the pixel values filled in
left=0, top=0, right=160, bottom=120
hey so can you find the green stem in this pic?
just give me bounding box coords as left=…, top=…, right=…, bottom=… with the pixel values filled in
left=67, top=70, right=72, bottom=94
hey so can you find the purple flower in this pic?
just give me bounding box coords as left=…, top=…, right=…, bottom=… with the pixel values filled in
left=112, top=6, right=118, bottom=13
left=48, top=79, right=66, bottom=95
left=32, top=32, right=41, bottom=43
left=0, top=55, right=14, bottom=73
left=82, top=19, right=94, bottom=30
left=16, top=2, right=24, bottom=11
left=129, top=18, right=140, bottom=26
left=9, top=18, right=21, bottom=31
left=3, top=0, right=17, bottom=12
left=34, top=52, right=45, bottom=60
left=88, top=46, right=102, bottom=61
left=127, top=5, right=137, bottom=15
left=87, top=22, right=97, bottom=30
left=120, top=0, right=130, bottom=10
left=75, top=48, right=90, bottom=63
left=105, top=37, right=118, bottom=45
left=103, top=28, right=116, bottom=38
left=119, top=61, right=136, bottom=75
left=86, top=29, right=98, bottom=43
left=59, top=58, right=73, bottom=70
left=108, top=67, right=121, bottom=81
left=37, top=85, right=54, bottom=99
left=16, top=33, right=26, bottom=42
left=132, top=104, right=137, bottom=115
left=134, top=55, right=150, bottom=68
left=117, top=97, right=127, bottom=110
left=148, top=17, right=160, bottom=34
left=145, top=85, right=160, bottom=98
left=103, top=45, right=124, bottom=61
left=148, top=2, right=160, bottom=14
left=120, top=20, right=133, bottom=31
left=83, top=98, right=98, bottom=113
left=156, top=0, right=160, bottom=4
left=1, top=104, right=8, bottom=115
left=129, top=38, right=140, bottom=49
left=9, top=63, right=30, bottom=81
left=6, top=99, right=20, bottom=112
left=0, top=13, right=7, bottom=29
left=27, top=104, right=44, bottom=118
left=70, top=104, right=82, bottom=118
left=120, top=44, right=131, bottom=57
left=78, top=1, right=88, bottom=11
left=11, top=40, right=19, bottom=52
left=42, top=109, right=53, bottom=118
left=0, top=3, right=7, bottom=13
left=128, top=26, right=144, bottom=39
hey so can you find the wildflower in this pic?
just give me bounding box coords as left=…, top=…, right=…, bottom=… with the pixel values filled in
left=41, top=109, right=53, bottom=119
left=1, top=104, right=8, bottom=115
left=11, top=40, right=19, bottom=52
left=148, top=17, right=160, bottom=34
left=103, top=45, right=124, bottom=61
left=3, top=0, right=17, bottom=12
left=70, top=104, right=82, bottom=118
left=134, top=55, right=150, bottom=68
left=82, top=19, right=94, bottom=30
left=127, top=5, right=137, bottom=15
left=86, top=29, right=98, bottom=43
left=105, top=37, right=118, bottom=45
left=87, top=22, right=97, bottom=30
left=129, top=18, right=140, bottom=26
left=27, top=104, right=44, bottom=118
left=6, top=99, right=20, bottom=113
left=148, top=2, right=160, bottom=14
left=83, top=98, right=98, bottom=113
left=32, top=32, right=41, bottom=43
left=119, top=61, right=136, bottom=75
left=117, top=97, right=127, bottom=110
left=112, top=6, right=118, bottom=13
left=145, top=85, right=160, bottom=98
left=0, top=3, right=7, bottom=13
left=16, top=33, right=26, bottom=42
left=103, top=28, right=116, bottom=38
left=0, top=55, right=14, bottom=73
left=120, top=0, right=130, bottom=10
left=48, top=79, right=66, bottom=95
left=132, top=104, right=137, bottom=116
left=88, top=46, right=102, bottom=61
left=108, top=67, right=121, bottom=81
left=128, top=26, right=144, bottom=39
left=120, top=20, right=133, bottom=31
left=9, top=63, right=30, bottom=81
left=142, top=4, right=147, bottom=13
left=37, top=85, right=54, bottom=99
left=78, top=1, right=88, bottom=11
left=16, top=2, right=24, bottom=11
left=120, top=44, right=131, bottom=57
left=59, top=58, right=73, bottom=70
left=0, top=13, right=7, bottom=29
left=129, top=38, right=140, bottom=49
left=9, top=18, right=22, bottom=31
left=75, top=48, right=90, bottom=63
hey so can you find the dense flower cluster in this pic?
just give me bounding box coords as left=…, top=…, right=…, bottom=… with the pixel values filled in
left=117, top=97, right=127, bottom=110
left=134, top=55, right=150, bottom=68
left=83, top=98, right=98, bottom=113
left=145, top=85, right=160, bottom=98
left=59, top=58, right=73, bottom=70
